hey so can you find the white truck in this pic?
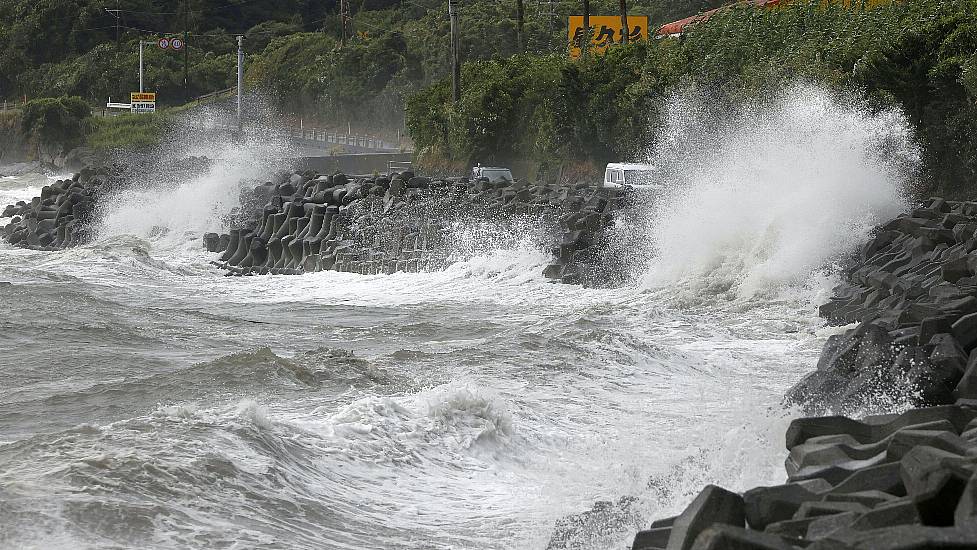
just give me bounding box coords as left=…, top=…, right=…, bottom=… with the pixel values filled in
left=602, top=163, right=659, bottom=189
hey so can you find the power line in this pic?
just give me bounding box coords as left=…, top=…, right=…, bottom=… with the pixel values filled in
left=119, top=24, right=182, bottom=35
left=101, top=0, right=271, bottom=17
left=401, top=0, right=443, bottom=11
left=108, top=8, right=178, bottom=15
left=351, top=17, right=410, bottom=37
left=190, top=16, right=333, bottom=37
left=207, top=0, right=276, bottom=12
left=97, top=3, right=458, bottom=49
left=68, top=25, right=120, bottom=32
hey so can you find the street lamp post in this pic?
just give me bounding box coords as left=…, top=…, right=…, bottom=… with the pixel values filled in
left=138, top=40, right=154, bottom=93
left=236, top=35, right=244, bottom=129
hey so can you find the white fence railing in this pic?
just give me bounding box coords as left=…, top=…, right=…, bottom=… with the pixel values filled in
left=290, top=127, right=398, bottom=151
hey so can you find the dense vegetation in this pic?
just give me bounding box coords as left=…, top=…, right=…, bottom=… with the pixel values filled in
left=0, top=1, right=337, bottom=105
left=20, top=96, right=93, bottom=157
left=5, top=0, right=974, bottom=197
left=408, top=0, right=977, bottom=195
left=0, top=0, right=721, bottom=133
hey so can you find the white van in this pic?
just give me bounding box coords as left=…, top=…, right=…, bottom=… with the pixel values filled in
left=602, top=163, right=659, bottom=189
left=471, top=165, right=515, bottom=183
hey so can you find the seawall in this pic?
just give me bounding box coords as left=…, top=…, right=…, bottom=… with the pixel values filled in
left=5, top=163, right=977, bottom=548
left=625, top=197, right=977, bottom=550
left=202, top=168, right=628, bottom=285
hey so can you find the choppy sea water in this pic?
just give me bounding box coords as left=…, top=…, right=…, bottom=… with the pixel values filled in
left=0, top=87, right=917, bottom=549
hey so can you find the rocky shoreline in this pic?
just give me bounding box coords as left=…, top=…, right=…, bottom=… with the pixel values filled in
left=4, top=165, right=977, bottom=548
left=627, top=197, right=977, bottom=549
left=0, top=166, right=115, bottom=249
left=202, top=169, right=628, bottom=285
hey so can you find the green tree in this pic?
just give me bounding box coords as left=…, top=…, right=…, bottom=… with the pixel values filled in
left=21, top=96, right=92, bottom=152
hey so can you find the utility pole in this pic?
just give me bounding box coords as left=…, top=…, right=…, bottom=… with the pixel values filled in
left=619, top=0, right=629, bottom=44
left=105, top=7, right=120, bottom=48
left=184, top=3, right=190, bottom=103
left=236, top=35, right=244, bottom=129
left=516, top=0, right=525, bottom=52
left=448, top=0, right=460, bottom=102
left=339, top=0, right=351, bottom=47
left=581, top=0, right=590, bottom=58
left=139, top=40, right=146, bottom=92
left=546, top=0, right=556, bottom=51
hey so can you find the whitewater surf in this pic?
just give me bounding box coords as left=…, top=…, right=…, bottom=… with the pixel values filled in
left=0, top=87, right=916, bottom=549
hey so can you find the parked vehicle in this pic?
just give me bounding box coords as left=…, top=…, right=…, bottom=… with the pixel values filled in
left=471, top=165, right=515, bottom=183
left=602, top=163, right=659, bottom=189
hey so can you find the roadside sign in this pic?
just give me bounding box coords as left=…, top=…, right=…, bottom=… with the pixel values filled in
left=568, top=15, right=649, bottom=59
left=158, top=38, right=170, bottom=50
left=170, top=38, right=184, bottom=50
left=130, top=92, right=157, bottom=113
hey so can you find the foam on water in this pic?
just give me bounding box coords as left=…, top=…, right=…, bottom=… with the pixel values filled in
left=0, top=85, right=921, bottom=549
left=0, top=171, right=69, bottom=217
left=95, top=104, right=292, bottom=259
left=637, top=84, right=916, bottom=298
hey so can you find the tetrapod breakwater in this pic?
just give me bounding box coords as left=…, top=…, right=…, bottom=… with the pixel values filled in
left=626, top=197, right=977, bottom=550
left=200, top=169, right=630, bottom=286
left=6, top=163, right=977, bottom=549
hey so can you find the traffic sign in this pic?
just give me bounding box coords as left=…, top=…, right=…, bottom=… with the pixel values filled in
left=158, top=38, right=170, bottom=49
left=170, top=38, right=184, bottom=50
left=130, top=92, right=156, bottom=113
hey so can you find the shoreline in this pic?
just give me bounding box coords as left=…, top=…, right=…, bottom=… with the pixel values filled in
left=629, top=197, right=977, bottom=549
left=3, top=164, right=976, bottom=548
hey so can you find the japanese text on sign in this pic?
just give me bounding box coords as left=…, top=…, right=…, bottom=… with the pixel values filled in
left=130, top=92, right=156, bottom=113
left=567, top=15, right=648, bottom=59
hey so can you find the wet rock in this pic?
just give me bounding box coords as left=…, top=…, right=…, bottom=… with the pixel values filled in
left=899, top=445, right=975, bottom=526
left=743, top=479, right=831, bottom=529
left=805, top=510, right=861, bottom=540
left=688, top=524, right=795, bottom=550
left=812, top=523, right=977, bottom=549
left=664, top=485, right=745, bottom=550
left=633, top=526, right=671, bottom=550
left=203, top=232, right=220, bottom=252
left=1, top=168, right=120, bottom=250
left=954, top=473, right=977, bottom=525
left=952, top=313, right=977, bottom=352
left=200, top=168, right=625, bottom=284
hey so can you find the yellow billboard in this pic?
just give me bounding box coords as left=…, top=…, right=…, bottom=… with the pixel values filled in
left=130, top=92, right=156, bottom=113
left=568, top=15, right=649, bottom=59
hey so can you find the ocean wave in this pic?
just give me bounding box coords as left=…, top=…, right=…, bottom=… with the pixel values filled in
left=0, top=385, right=521, bottom=550
left=307, top=382, right=515, bottom=466
left=0, top=347, right=382, bottom=441
left=635, top=84, right=914, bottom=300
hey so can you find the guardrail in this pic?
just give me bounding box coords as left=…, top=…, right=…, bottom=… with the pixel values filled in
left=190, top=87, right=235, bottom=105
left=290, top=127, right=399, bottom=151
left=387, top=160, right=413, bottom=173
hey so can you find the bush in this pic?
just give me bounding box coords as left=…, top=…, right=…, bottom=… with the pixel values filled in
left=246, top=31, right=422, bottom=129
left=20, top=96, right=91, bottom=152
left=407, top=0, right=977, bottom=196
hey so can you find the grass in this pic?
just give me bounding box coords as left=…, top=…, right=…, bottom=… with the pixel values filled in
left=84, top=88, right=234, bottom=151
left=86, top=111, right=170, bottom=151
